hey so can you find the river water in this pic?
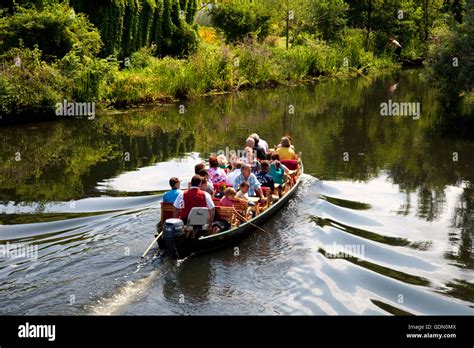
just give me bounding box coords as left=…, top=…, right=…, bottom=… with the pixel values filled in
left=0, top=70, right=473, bottom=315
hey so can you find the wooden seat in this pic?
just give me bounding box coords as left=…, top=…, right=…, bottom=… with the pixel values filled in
left=281, top=160, right=298, bottom=170
left=282, top=161, right=300, bottom=189
left=160, top=202, right=176, bottom=225
left=229, top=199, right=251, bottom=219
left=215, top=206, right=238, bottom=227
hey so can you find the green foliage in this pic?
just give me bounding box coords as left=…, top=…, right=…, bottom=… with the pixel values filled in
left=107, top=40, right=396, bottom=106
left=185, top=0, right=197, bottom=24
left=69, top=0, right=126, bottom=57
left=443, top=0, right=465, bottom=22
left=0, top=47, right=69, bottom=116
left=7, top=0, right=62, bottom=9
left=57, top=48, right=119, bottom=102
left=122, top=0, right=140, bottom=57
left=67, top=0, right=198, bottom=58
left=138, top=0, right=156, bottom=49
left=344, top=0, right=450, bottom=57
left=0, top=3, right=102, bottom=60
left=307, top=0, right=349, bottom=41
left=210, top=1, right=271, bottom=43
left=428, top=0, right=474, bottom=100
left=7, top=0, right=468, bottom=118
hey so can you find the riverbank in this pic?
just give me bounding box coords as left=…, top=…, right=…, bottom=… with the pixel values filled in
left=1, top=37, right=397, bottom=122
left=109, top=38, right=397, bottom=105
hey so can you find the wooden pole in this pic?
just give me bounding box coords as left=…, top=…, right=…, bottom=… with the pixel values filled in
left=141, top=232, right=163, bottom=259
left=232, top=208, right=268, bottom=234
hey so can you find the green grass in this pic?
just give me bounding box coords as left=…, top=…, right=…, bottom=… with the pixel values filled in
left=107, top=40, right=397, bottom=107
left=1, top=37, right=398, bottom=118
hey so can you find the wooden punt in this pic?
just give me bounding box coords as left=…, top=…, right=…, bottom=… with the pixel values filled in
left=156, top=160, right=303, bottom=259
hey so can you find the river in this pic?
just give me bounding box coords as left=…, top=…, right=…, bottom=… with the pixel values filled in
left=0, top=69, right=473, bottom=315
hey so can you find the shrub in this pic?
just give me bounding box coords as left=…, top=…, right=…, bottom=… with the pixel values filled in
left=0, top=47, right=70, bottom=117
left=428, top=3, right=474, bottom=100
left=0, top=3, right=102, bottom=61
left=57, top=48, right=119, bottom=102
left=210, top=2, right=271, bottom=43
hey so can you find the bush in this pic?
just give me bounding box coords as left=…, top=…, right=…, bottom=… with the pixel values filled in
left=234, top=43, right=279, bottom=85
left=57, top=48, right=119, bottom=102
left=428, top=3, right=474, bottom=100
left=0, top=3, right=102, bottom=61
left=337, top=29, right=375, bottom=69
left=307, top=0, right=349, bottom=42
left=0, top=47, right=70, bottom=117
left=210, top=2, right=271, bottom=43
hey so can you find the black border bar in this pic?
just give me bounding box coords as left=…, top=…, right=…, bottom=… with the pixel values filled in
left=0, top=315, right=472, bottom=346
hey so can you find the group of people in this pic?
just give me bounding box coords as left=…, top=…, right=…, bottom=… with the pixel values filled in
left=162, top=134, right=299, bottom=232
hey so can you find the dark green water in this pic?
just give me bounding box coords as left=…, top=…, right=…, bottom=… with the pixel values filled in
left=0, top=70, right=473, bottom=315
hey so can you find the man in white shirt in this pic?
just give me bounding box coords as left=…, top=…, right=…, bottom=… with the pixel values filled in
left=173, top=175, right=215, bottom=225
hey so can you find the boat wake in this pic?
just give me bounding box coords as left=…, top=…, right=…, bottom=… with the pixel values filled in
left=89, top=269, right=161, bottom=315
left=1, top=173, right=472, bottom=315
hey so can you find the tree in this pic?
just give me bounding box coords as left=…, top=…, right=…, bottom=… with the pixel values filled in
left=210, top=1, right=271, bottom=43
left=307, top=0, right=348, bottom=41
left=0, top=3, right=102, bottom=60
left=429, top=0, right=473, bottom=101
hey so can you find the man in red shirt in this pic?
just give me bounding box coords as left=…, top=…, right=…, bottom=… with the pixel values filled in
left=173, top=175, right=215, bottom=226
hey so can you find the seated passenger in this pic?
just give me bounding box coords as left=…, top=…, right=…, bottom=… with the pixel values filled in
left=275, top=134, right=296, bottom=151
left=269, top=159, right=285, bottom=186
left=163, top=177, right=182, bottom=203
left=270, top=153, right=290, bottom=174
left=233, top=164, right=265, bottom=201
left=173, top=175, right=215, bottom=225
left=198, top=169, right=215, bottom=196
left=242, top=146, right=261, bottom=174
left=250, top=133, right=269, bottom=153
left=208, top=155, right=227, bottom=184
left=212, top=187, right=237, bottom=234
left=220, top=188, right=238, bottom=207
left=217, top=154, right=229, bottom=170
left=235, top=181, right=250, bottom=201
left=256, top=161, right=275, bottom=193
left=246, top=137, right=266, bottom=161
left=226, top=161, right=243, bottom=186
left=275, top=137, right=298, bottom=160
left=194, top=162, right=206, bottom=174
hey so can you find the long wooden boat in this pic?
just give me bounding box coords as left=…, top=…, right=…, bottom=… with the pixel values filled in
left=156, top=160, right=303, bottom=259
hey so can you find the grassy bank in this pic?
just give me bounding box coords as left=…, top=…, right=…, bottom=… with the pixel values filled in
left=2, top=0, right=471, bottom=121
left=0, top=34, right=396, bottom=119
left=110, top=35, right=396, bottom=106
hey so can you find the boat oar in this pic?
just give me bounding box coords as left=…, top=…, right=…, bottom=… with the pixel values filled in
left=232, top=208, right=268, bottom=234
left=141, top=231, right=163, bottom=259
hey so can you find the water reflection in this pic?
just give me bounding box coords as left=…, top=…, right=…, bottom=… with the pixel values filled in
left=0, top=69, right=472, bottom=314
